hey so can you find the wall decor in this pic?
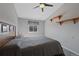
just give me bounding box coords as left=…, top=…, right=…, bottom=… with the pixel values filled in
left=2, top=24, right=7, bottom=32
left=9, top=25, right=14, bottom=32
left=0, top=23, right=2, bottom=33
left=0, top=22, right=16, bottom=33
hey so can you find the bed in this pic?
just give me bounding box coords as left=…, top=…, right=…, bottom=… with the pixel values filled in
left=0, top=36, right=65, bottom=56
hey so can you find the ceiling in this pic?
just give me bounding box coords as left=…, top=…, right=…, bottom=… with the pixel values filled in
left=14, top=3, right=63, bottom=21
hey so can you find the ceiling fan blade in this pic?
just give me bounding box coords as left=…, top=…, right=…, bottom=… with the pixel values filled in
left=44, top=3, right=53, bottom=7
left=41, top=8, right=44, bottom=12
left=34, top=6, right=39, bottom=9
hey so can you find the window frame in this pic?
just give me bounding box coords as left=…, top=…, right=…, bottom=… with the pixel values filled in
left=28, top=25, right=37, bottom=32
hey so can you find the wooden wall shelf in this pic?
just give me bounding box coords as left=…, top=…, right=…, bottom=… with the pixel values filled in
left=51, top=15, right=63, bottom=22
left=56, top=17, right=79, bottom=25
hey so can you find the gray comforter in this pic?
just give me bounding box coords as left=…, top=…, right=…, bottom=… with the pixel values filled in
left=0, top=36, right=65, bottom=56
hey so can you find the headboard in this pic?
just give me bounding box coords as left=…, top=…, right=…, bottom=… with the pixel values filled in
left=0, top=21, right=16, bottom=47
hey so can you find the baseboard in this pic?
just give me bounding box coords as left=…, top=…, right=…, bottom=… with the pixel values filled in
left=62, top=46, right=79, bottom=56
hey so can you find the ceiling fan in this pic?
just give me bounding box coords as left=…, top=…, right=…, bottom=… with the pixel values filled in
left=34, top=3, right=53, bottom=12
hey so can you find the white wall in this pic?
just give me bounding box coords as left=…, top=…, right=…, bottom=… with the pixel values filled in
left=45, top=3, right=79, bottom=55
left=0, top=3, right=18, bottom=35
left=18, top=18, right=45, bottom=37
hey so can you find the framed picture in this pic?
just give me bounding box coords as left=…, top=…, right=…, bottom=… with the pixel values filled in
left=6, top=25, right=9, bottom=32
left=13, top=26, right=16, bottom=31
left=9, top=25, right=14, bottom=32
left=0, top=23, right=2, bottom=33
left=2, top=24, right=7, bottom=32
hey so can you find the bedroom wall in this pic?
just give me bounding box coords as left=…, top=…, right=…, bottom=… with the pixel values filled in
left=45, top=3, right=79, bottom=55
left=18, top=18, right=45, bottom=37
left=0, top=3, right=18, bottom=36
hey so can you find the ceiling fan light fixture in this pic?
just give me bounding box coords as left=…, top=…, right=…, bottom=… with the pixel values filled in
left=34, top=3, right=53, bottom=12
left=40, top=4, right=45, bottom=8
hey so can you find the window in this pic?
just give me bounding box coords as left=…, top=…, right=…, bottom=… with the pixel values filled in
left=28, top=20, right=39, bottom=32
left=34, top=26, right=37, bottom=32
left=29, top=25, right=33, bottom=32
left=29, top=25, right=37, bottom=32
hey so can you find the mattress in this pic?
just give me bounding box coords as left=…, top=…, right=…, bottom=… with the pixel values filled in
left=0, top=36, right=65, bottom=56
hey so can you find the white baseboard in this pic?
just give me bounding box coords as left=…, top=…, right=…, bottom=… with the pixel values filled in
left=62, top=46, right=79, bottom=56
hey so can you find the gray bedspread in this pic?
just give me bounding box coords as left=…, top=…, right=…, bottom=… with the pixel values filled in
left=0, top=36, right=65, bottom=56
